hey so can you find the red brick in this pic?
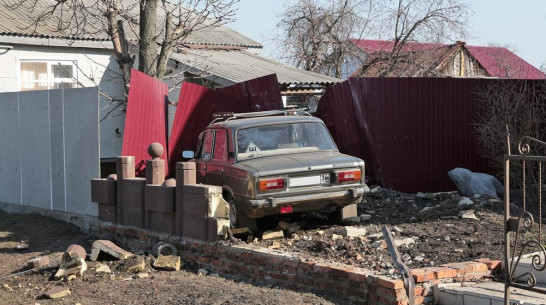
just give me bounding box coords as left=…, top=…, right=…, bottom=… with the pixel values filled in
left=414, top=286, right=424, bottom=296
left=414, top=296, right=424, bottom=304
left=411, top=269, right=436, bottom=283
left=376, top=286, right=406, bottom=299
left=329, top=266, right=350, bottom=278
left=378, top=277, right=405, bottom=290
left=348, top=269, right=369, bottom=282
left=313, top=262, right=331, bottom=273
left=390, top=300, right=408, bottom=305
left=347, top=288, right=368, bottom=298
left=440, top=262, right=488, bottom=275
left=431, top=267, right=457, bottom=279
left=475, top=258, right=501, bottom=270
left=211, top=259, right=223, bottom=267
left=197, top=256, right=211, bottom=264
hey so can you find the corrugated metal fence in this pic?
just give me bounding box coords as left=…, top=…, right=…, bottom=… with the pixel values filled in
left=317, top=77, right=499, bottom=192
left=0, top=88, right=99, bottom=216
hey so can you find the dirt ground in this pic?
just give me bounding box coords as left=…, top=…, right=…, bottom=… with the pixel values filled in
left=1, top=188, right=537, bottom=304
left=0, top=211, right=345, bottom=305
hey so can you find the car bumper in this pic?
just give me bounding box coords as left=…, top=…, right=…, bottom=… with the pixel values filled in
left=249, top=187, right=365, bottom=209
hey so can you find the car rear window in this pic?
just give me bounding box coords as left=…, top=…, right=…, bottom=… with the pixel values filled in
left=236, top=122, right=337, bottom=160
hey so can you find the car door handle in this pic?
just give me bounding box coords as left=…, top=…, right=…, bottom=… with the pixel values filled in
left=213, top=169, right=225, bottom=174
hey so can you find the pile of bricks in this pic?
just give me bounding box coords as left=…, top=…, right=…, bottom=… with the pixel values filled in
left=99, top=222, right=500, bottom=305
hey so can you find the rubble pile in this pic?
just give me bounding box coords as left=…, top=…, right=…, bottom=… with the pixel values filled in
left=229, top=187, right=507, bottom=277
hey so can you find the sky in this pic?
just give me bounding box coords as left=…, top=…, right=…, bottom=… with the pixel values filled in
left=229, top=0, right=546, bottom=70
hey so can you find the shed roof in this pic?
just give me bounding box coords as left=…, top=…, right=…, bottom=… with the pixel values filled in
left=0, top=0, right=262, bottom=48
left=171, top=49, right=341, bottom=86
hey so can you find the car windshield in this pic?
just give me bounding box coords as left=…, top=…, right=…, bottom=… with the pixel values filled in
left=236, top=122, right=337, bottom=160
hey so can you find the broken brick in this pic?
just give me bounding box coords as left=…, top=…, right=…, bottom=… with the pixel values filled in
left=120, top=256, right=146, bottom=273
left=27, top=256, right=51, bottom=270
left=43, top=287, right=70, bottom=299
left=153, top=255, right=181, bottom=271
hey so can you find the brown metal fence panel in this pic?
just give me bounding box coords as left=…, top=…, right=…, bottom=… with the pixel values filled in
left=316, top=77, right=495, bottom=193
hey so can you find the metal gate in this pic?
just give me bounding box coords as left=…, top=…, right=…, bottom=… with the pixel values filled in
left=504, top=133, right=546, bottom=304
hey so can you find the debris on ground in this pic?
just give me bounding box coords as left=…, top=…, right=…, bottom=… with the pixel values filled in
left=90, top=240, right=134, bottom=261
left=119, top=256, right=146, bottom=273
left=197, top=268, right=208, bottom=276
left=152, top=254, right=181, bottom=271
left=62, top=244, right=87, bottom=263
left=54, top=257, right=87, bottom=280
left=151, top=241, right=177, bottom=257
left=340, top=226, right=367, bottom=237
left=94, top=263, right=111, bottom=273
left=262, top=229, right=284, bottom=240
left=43, top=286, right=71, bottom=299
left=448, top=167, right=503, bottom=198
left=14, top=243, right=29, bottom=251
left=28, top=256, right=51, bottom=270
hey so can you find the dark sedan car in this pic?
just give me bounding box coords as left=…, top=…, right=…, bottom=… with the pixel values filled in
left=185, top=110, right=367, bottom=229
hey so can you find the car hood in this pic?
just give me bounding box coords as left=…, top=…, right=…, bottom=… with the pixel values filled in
left=235, top=151, right=363, bottom=177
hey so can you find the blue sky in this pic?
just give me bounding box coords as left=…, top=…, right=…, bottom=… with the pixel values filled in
left=229, top=0, right=546, bottom=70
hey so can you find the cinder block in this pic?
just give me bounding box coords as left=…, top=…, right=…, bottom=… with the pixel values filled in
left=147, top=211, right=175, bottom=234
left=145, top=185, right=175, bottom=213
left=182, top=184, right=221, bottom=196
left=116, top=156, right=135, bottom=179
left=176, top=162, right=196, bottom=186
left=182, top=191, right=209, bottom=217
left=91, top=179, right=117, bottom=205
left=146, top=159, right=165, bottom=185
left=175, top=187, right=184, bottom=236
left=145, top=185, right=175, bottom=234
left=121, top=178, right=146, bottom=228
left=182, top=214, right=208, bottom=240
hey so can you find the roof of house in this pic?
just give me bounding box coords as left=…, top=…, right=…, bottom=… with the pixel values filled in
left=171, top=49, right=341, bottom=86
left=0, top=0, right=262, bottom=48
left=350, top=39, right=545, bottom=79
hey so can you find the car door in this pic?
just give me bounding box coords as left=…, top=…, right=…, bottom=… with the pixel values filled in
left=206, top=129, right=229, bottom=186
left=195, top=130, right=214, bottom=184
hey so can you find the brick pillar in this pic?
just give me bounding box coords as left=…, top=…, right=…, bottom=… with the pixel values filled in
left=116, top=156, right=135, bottom=225
left=145, top=142, right=165, bottom=185
left=175, top=162, right=196, bottom=236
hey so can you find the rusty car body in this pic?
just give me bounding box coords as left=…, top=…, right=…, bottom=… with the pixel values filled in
left=185, top=110, right=367, bottom=229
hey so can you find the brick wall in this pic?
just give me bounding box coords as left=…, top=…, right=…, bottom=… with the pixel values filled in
left=99, top=223, right=500, bottom=305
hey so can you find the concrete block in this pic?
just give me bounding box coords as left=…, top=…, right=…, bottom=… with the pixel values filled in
left=116, top=156, right=135, bottom=179
left=90, top=240, right=134, bottom=261
left=262, top=229, right=284, bottom=240
left=147, top=211, right=175, bottom=234
left=145, top=185, right=175, bottom=213
left=176, top=162, right=196, bottom=186
left=182, top=191, right=209, bottom=217
left=146, top=159, right=165, bottom=185
left=121, top=178, right=145, bottom=227
left=182, top=184, right=224, bottom=217
left=91, top=179, right=117, bottom=205
left=175, top=187, right=184, bottom=236
left=340, top=203, right=358, bottom=219
left=153, top=255, right=181, bottom=271
left=182, top=214, right=208, bottom=240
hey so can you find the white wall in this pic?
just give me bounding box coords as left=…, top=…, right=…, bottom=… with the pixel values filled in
left=0, top=42, right=126, bottom=158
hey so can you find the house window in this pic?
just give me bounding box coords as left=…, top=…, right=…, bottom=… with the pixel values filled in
left=20, top=60, right=77, bottom=91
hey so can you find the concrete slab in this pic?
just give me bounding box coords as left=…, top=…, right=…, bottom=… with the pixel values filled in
left=438, top=281, right=546, bottom=305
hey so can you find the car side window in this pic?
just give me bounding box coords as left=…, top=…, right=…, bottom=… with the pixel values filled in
left=201, top=130, right=214, bottom=160
left=213, top=129, right=228, bottom=161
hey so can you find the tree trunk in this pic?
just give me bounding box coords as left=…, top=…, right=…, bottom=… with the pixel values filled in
left=106, top=9, right=134, bottom=95
left=139, top=0, right=158, bottom=76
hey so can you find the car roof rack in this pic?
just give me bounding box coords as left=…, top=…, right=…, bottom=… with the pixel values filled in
left=209, top=108, right=311, bottom=126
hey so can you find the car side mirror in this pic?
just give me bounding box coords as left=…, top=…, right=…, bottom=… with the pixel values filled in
left=182, top=150, right=195, bottom=159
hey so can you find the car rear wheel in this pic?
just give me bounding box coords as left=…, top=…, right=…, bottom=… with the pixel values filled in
left=227, top=196, right=257, bottom=231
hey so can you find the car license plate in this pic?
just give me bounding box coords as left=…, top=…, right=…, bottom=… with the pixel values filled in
left=289, top=174, right=330, bottom=187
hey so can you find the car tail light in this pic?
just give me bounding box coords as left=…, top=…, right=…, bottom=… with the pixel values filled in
left=336, top=170, right=362, bottom=183
left=259, top=178, right=285, bottom=191
left=280, top=206, right=293, bottom=214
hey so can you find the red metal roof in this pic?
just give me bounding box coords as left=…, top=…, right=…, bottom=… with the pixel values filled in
left=122, top=69, right=169, bottom=177
left=351, top=39, right=546, bottom=79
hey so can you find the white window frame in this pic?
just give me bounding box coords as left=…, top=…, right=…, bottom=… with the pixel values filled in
left=17, top=59, right=79, bottom=91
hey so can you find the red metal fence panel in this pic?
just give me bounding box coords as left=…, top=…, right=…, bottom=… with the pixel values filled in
left=122, top=69, right=169, bottom=177
left=167, top=75, right=283, bottom=174
left=316, top=77, right=495, bottom=193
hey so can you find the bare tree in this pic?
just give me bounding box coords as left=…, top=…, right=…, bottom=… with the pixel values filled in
left=476, top=81, right=546, bottom=176
left=275, top=0, right=470, bottom=78
left=11, top=0, right=238, bottom=94
left=275, top=0, right=373, bottom=79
